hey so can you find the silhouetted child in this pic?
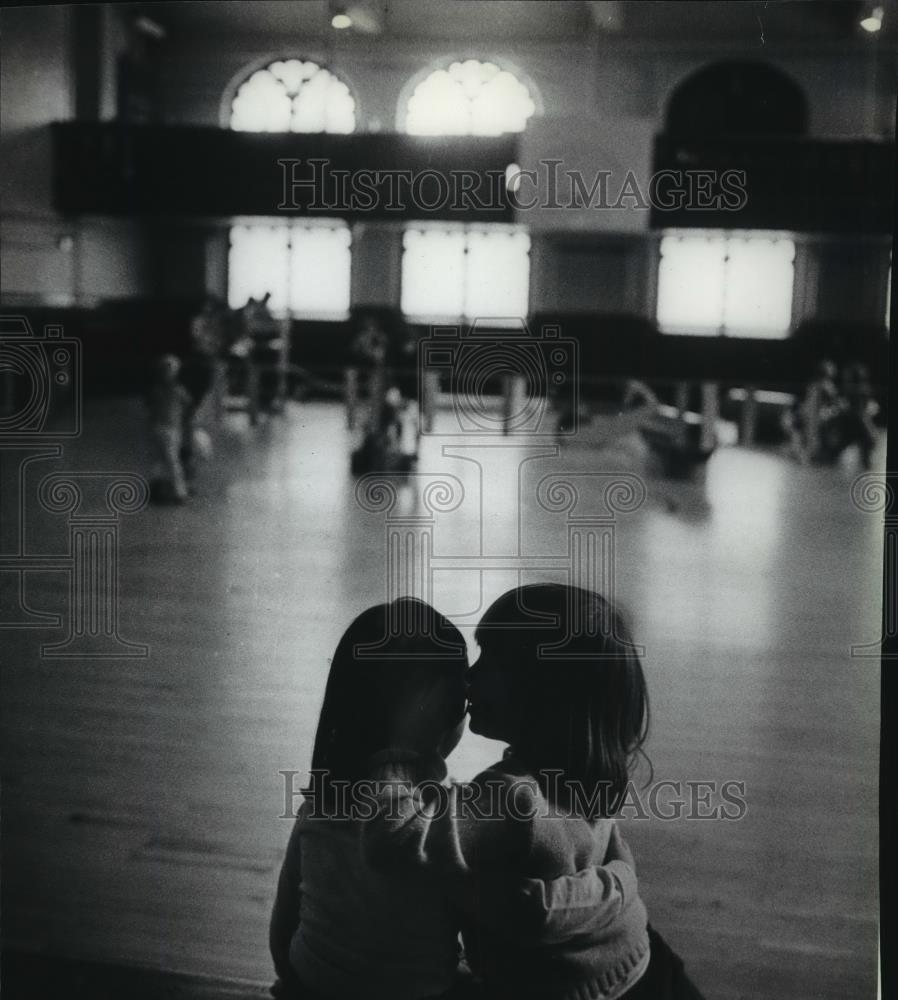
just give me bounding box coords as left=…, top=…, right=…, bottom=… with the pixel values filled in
left=268, top=598, right=470, bottom=1000
left=147, top=354, right=192, bottom=504
left=365, top=584, right=706, bottom=1000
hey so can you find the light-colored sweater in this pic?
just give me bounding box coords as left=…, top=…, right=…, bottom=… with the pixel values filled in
left=273, top=800, right=461, bottom=1000
left=363, top=751, right=650, bottom=1000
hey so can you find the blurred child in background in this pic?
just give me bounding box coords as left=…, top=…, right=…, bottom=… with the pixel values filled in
left=147, top=354, right=192, bottom=504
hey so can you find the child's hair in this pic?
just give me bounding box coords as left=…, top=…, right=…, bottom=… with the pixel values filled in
left=310, top=598, right=468, bottom=806
left=475, top=583, right=649, bottom=819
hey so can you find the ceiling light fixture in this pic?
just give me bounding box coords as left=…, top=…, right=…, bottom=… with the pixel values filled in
left=859, top=5, right=884, bottom=33
left=331, top=11, right=353, bottom=30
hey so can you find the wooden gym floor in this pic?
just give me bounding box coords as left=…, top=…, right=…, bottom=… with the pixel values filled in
left=1, top=398, right=882, bottom=999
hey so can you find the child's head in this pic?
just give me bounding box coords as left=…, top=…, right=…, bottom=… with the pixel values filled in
left=311, top=598, right=468, bottom=790
left=470, top=584, right=649, bottom=816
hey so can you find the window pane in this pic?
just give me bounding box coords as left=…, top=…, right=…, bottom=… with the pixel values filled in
left=290, top=66, right=355, bottom=134
left=464, top=230, right=531, bottom=320
left=405, top=69, right=471, bottom=136
left=400, top=228, right=466, bottom=318
left=470, top=67, right=536, bottom=136
left=228, top=224, right=351, bottom=316
left=230, top=69, right=294, bottom=132
left=657, top=235, right=727, bottom=335
left=288, top=226, right=352, bottom=316
left=723, top=236, right=794, bottom=338
left=228, top=226, right=290, bottom=312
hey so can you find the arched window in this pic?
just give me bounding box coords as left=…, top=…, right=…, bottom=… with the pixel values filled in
left=229, top=58, right=356, bottom=133
left=399, top=60, right=535, bottom=322
left=403, top=59, right=535, bottom=136
left=665, top=60, right=808, bottom=138
left=226, top=60, right=355, bottom=315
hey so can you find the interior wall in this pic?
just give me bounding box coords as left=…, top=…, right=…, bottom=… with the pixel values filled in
left=160, top=34, right=895, bottom=140
left=530, top=235, right=641, bottom=315
left=146, top=222, right=216, bottom=300
left=1, top=6, right=74, bottom=304
left=350, top=224, right=402, bottom=308
left=1, top=5, right=894, bottom=326
left=156, top=31, right=894, bottom=326
left=814, top=237, right=894, bottom=325
left=0, top=5, right=151, bottom=306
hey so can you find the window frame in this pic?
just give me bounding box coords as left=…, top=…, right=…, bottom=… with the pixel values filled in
left=655, top=229, right=797, bottom=340
left=397, top=57, right=540, bottom=137
left=222, top=55, right=358, bottom=134
left=399, top=222, right=532, bottom=327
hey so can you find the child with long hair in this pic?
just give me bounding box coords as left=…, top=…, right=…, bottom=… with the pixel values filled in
left=364, top=584, right=705, bottom=1000
left=269, top=598, right=468, bottom=1000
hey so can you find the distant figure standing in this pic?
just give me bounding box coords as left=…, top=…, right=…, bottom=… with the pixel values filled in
left=784, top=359, right=841, bottom=464
left=183, top=297, right=223, bottom=406
left=351, top=315, right=390, bottom=433
left=147, top=355, right=192, bottom=504
left=836, top=362, right=877, bottom=469
left=244, top=293, right=282, bottom=413
left=181, top=298, right=223, bottom=478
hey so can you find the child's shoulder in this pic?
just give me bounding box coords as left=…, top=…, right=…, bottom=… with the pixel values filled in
left=468, top=756, right=545, bottom=813
left=473, top=754, right=537, bottom=783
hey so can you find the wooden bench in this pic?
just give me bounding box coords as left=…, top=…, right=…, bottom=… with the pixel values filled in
left=639, top=403, right=716, bottom=478
left=726, top=387, right=797, bottom=445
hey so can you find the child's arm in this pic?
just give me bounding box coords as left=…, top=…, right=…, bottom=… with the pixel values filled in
left=362, top=751, right=530, bottom=875
left=362, top=753, right=640, bottom=942
left=269, top=815, right=303, bottom=985
left=605, top=821, right=636, bottom=871
left=514, top=823, right=639, bottom=945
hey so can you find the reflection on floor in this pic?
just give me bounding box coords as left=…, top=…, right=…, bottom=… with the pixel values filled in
left=1, top=399, right=882, bottom=1000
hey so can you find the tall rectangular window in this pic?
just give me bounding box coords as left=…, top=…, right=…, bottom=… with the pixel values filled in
left=657, top=231, right=795, bottom=338
left=228, top=225, right=291, bottom=313
left=228, top=223, right=352, bottom=318
left=401, top=226, right=530, bottom=324
left=400, top=228, right=467, bottom=319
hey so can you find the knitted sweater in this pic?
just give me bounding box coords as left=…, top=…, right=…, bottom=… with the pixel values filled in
left=270, top=757, right=646, bottom=1000
left=273, top=801, right=461, bottom=1000
left=364, top=751, right=650, bottom=1000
